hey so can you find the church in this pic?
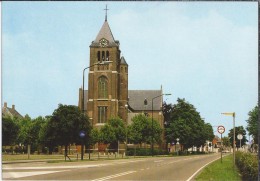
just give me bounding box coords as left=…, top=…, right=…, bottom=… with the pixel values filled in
left=78, top=11, right=165, bottom=129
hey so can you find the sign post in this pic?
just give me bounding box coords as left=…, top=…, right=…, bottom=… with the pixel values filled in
left=79, top=131, right=86, bottom=160
left=217, top=125, right=225, bottom=163
left=237, top=134, right=243, bottom=149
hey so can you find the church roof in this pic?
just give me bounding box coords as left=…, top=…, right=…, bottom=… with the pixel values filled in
left=120, top=56, right=128, bottom=65
left=91, top=21, right=119, bottom=47
left=82, top=90, right=163, bottom=111
left=128, top=90, right=163, bottom=111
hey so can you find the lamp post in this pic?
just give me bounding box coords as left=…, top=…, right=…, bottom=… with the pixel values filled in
left=151, top=93, right=171, bottom=156
left=81, top=61, right=109, bottom=160
left=221, top=112, right=235, bottom=168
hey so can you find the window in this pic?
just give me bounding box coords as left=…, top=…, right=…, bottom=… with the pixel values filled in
left=98, top=106, right=107, bottom=123
left=102, top=51, right=105, bottom=61
left=97, top=51, right=100, bottom=62
left=98, top=76, right=108, bottom=98
left=106, top=51, right=109, bottom=61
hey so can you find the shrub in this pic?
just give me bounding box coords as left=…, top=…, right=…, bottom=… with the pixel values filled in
left=235, top=151, right=258, bottom=180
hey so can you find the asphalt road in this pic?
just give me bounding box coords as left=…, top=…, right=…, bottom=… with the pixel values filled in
left=3, top=153, right=222, bottom=180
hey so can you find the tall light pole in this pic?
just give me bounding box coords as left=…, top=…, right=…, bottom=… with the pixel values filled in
left=81, top=61, right=109, bottom=160
left=221, top=112, right=235, bottom=168
left=151, top=93, right=171, bottom=156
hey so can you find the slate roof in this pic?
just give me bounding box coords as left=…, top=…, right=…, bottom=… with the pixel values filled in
left=83, top=90, right=163, bottom=111
left=120, top=56, right=128, bottom=65
left=128, top=90, right=163, bottom=111
left=2, top=103, right=23, bottom=119
left=91, top=21, right=119, bottom=47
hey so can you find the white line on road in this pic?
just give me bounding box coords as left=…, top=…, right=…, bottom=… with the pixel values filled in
left=91, top=171, right=136, bottom=181
left=186, top=157, right=220, bottom=181
left=154, top=160, right=164, bottom=163
left=3, top=170, right=70, bottom=179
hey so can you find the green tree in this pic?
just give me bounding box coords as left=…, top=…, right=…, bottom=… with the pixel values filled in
left=165, top=98, right=214, bottom=150
left=30, top=116, right=47, bottom=153
left=2, top=116, right=20, bottom=146
left=107, top=117, right=127, bottom=149
left=44, top=104, right=92, bottom=156
left=222, top=136, right=231, bottom=147
left=228, top=126, right=248, bottom=148
left=17, top=115, right=32, bottom=146
left=246, top=105, right=258, bottom=144
left=127, top=114, right=162, bottom=145
left=96, top=117, right=127, bottom=151
left=90, top=128, right=100, bottom=146
left=166, top=118, right=191, bottom=149
left=99, top=124, right=116, bottom=145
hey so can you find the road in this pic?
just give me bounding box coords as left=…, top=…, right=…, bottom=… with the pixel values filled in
left=3, top=153, right=222, bottom=180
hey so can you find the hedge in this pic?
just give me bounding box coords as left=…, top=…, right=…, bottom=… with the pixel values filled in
left=235, top=151, right=258, bottom=181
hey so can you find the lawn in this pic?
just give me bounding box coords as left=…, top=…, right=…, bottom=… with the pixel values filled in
left=2, top=154, right=65, bottom=161
left=196, top=154, right=242, bottom=181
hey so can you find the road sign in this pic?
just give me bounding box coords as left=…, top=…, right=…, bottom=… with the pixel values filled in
left=237, top=134, right=243, bottom=140
left=79, top=131, right=86, bottom=138
left=217, top=125, right=225, bottom=134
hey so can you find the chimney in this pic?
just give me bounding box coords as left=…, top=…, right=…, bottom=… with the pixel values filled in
left=4, top=102, right=7, bottom=108
left=12, top=105, right=15, bottom=110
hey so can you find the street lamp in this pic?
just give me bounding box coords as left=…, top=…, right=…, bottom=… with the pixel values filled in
left=221, top=112, right=235, bottom=168
left=151, top=93, right=171, bottom=156
left=81, top=61, right=109, bottom=160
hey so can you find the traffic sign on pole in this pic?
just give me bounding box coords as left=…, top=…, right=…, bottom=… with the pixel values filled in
left=217, top=125, right=225, bottom=134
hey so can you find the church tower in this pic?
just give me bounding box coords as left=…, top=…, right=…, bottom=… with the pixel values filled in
left=85, top=14, right=128, bottom=126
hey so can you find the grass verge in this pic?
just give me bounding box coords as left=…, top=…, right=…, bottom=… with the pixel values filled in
left=2, top=154, right=65, bottom=161
left=195, top=154, right=241, bottom=181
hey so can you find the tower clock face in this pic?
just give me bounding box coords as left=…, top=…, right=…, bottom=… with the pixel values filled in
left=99, top=38, right=109, bottom=47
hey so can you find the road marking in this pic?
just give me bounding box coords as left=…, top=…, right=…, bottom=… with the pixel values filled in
left=3, top=164, right=105, bottom=170
left=91, top=171, right=136, bottom=181
left=3, top=170, right=69, bottom=179
left=154, top=160, right=164, bottom=163
left=186, top=157, right=221, bottom=181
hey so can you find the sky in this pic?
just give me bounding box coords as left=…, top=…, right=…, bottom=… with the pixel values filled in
left=2, top=2, right=258, bottom=138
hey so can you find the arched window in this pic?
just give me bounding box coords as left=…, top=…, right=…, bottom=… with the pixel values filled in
left=97, top=51, right=100, bottom=62
left=102, top=51, right=105, bottom=61
left=98, top=76, right=108, bottom=99
left=106, top=51, right=109, bottom=61
left=98, top=106, right=107, bottom=123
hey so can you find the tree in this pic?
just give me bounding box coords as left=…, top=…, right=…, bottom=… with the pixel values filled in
left=228, top=126, right=248, bottom=148
left=166, top=118, right=192, bottom=149
left=222, top=136, right=231, bottom=148
left=127, top=114, right=162, bottom=145
left=107, top=117, right=127, bottom=150
left=96, top=117, right=127, bottom=150
left=30, top=116, right=47, bottom=153
left=2, top=116, right=20, bottom=146
left=246, top=105, right=258, bottom=144
left=44, top=104, right=92, bottom=155
left=17, top=115, right=32, bottom=146
left=165, top=98, right=214, bottom=150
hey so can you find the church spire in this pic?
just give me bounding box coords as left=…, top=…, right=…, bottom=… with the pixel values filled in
left=104, top=5, right=109, bottom=21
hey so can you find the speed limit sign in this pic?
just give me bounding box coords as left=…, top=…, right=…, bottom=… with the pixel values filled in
left=217, top=125, right=225, bottom=134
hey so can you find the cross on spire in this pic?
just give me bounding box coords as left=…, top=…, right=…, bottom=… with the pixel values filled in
left=104, top=5, right=109, bottom=21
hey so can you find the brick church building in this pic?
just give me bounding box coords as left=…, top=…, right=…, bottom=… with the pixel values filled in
left=78, top=14, right=165, bottom=128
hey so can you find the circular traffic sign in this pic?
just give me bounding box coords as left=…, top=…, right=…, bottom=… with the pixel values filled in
left=79, top=131, right=86, bottom=138
left=217, top=125, right=225, bottom=134
left=237, top=134, right=243, bottom=140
